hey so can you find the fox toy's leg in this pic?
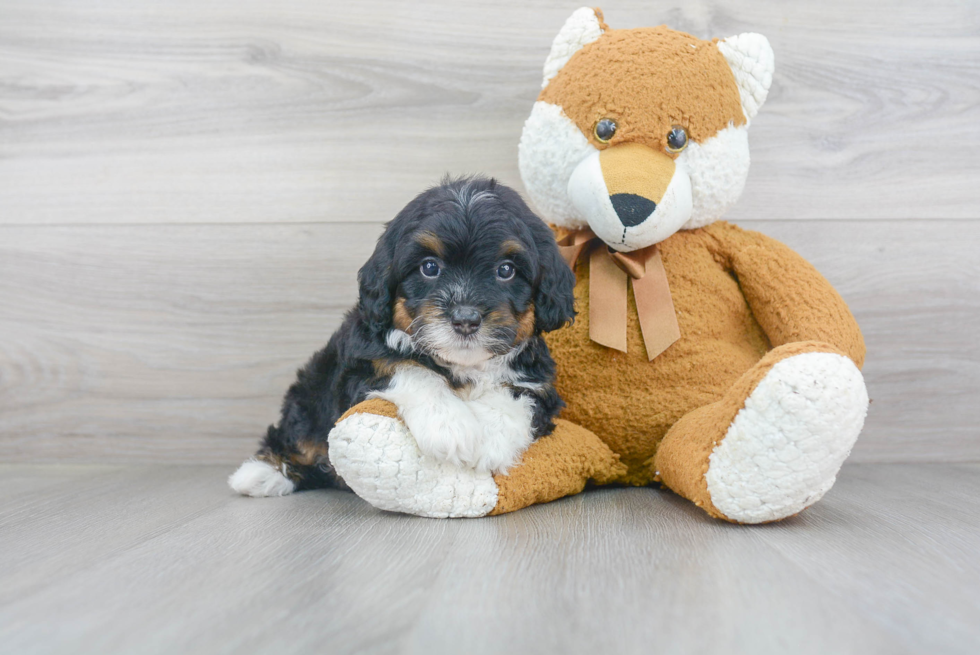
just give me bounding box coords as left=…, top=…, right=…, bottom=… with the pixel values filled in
left=489, top=419, right=627, bottom=515
left=653, top=341, right=868, bottom=523
left=328, top=400, right=625, bottom=518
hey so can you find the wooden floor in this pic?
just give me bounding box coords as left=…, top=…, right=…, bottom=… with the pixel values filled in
left=1, top=462, right=978, bottom=654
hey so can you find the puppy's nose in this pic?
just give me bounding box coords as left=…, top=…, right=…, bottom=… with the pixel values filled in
left=450, top=306, right=482, bottom=336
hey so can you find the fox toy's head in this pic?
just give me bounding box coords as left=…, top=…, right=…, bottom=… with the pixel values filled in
left=518, top=8, right=774, bottom=251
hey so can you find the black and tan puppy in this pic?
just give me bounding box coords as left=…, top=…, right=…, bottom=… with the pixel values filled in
left=229, top=177, right=576, bottom=497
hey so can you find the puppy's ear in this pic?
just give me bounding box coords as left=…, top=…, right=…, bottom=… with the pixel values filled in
left=357, top=241, right=394, bottom=336
left=496, top=185, right=576, bottom=333
left=358, top=191, right=429, bottom=336
left=532, top=230, right=576, bottom=333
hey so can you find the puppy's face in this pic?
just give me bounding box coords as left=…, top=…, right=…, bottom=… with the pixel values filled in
left=393, top=225, right=534, bottom=367
left=358, top=178, right=575, bottom=367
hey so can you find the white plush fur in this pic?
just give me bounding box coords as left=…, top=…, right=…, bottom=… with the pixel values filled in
left=705, top=352, right=869, bottom=523
left=370, top=362, right=534, bottom=475
left=329, top=412, right=498, bottom=518
left=520, top=101, right=752, bottom=248
left=228, top=459, right=296, bottom=497
left=541, top=7, right=603, bottom=89
left=518, top=101, right=593, bottom=229
left=677, top=124, right=752, bottom=230
left=717, top=33, right=774, bottom=122
left=567, top=149, right=693, bottom=252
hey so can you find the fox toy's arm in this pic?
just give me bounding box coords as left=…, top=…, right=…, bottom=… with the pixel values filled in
left=710, top=222, right=866, bottom=368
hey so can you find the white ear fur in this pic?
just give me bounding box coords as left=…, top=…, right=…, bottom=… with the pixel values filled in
left=717, top=33, right=774, bottom=121
left=541, top=7, right=604, bottom=89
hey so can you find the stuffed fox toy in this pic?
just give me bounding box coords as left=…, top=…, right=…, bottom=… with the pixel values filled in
left=328, top=8, right=869, bottom=523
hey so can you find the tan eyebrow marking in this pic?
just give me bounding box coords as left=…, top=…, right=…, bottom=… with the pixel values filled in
left=500, top=240, right=526, bottom=257
left=414, top=231, right=446, bottom=258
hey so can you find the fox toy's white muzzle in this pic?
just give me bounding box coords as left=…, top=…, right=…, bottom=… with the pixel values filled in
left=567, top=143, right=693, bottom=252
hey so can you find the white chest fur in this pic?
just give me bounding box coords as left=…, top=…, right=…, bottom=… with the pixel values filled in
left=371, top=363, right=534, bottom=475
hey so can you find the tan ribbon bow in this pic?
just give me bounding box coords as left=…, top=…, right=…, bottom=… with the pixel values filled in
left=557, top=228, right=681, bottom=361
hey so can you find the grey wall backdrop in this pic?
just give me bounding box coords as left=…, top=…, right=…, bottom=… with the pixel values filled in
left=1, top=0, right=978, bottom=464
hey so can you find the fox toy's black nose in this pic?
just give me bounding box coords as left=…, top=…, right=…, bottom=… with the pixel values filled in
left=610, top=193, right=657, bottom=227
left=451, top=306, right=482, bottom=336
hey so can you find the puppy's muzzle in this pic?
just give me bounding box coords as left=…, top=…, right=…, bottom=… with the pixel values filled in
left=450, top=306, right=482, bottom=336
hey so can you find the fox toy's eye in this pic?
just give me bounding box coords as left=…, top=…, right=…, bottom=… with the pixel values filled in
left=594, top=118, right=617, bottom=143
left=420, top=258, right=441, bottom=279
left=496, top=261, right=516, bottom=281
left=666, top=126, right=689, bottom=153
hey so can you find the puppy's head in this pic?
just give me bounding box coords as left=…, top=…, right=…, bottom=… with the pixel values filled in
left=358, top=176, right=575, bottom=366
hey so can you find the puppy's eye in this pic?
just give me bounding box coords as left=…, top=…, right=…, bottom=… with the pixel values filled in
left=420, top=259, right=441, bottom=279
left=496, top=262, right=516, bottom=281
left=594, top=118, right=617, bottom=143
left=666, top=125, right=689, bottom=153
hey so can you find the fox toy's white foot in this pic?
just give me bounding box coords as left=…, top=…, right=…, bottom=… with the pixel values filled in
left=704, top=352, right=869, bottom=523
left=328, top=409, right=498, bottom=519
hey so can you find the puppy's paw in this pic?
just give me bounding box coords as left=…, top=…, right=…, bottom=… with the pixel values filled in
left=371, top=364, right=486, bottom=470
left=467, top=388, right=535, bottom=474
left=228, top=459, right=296, bottom=497
left=402, top=403, right=484, bottom=469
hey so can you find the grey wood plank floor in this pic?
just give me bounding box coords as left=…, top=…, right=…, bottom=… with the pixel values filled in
left=1, top=463, right=978, bottom=654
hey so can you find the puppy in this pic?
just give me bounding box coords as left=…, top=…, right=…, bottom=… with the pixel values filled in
left=229, top=177, right=576, bottom=497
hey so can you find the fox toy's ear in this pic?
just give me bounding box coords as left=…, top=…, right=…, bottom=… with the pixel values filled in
left=718, top=33, right=775, bottom=121
left=541, top=7, right=606, bottom=89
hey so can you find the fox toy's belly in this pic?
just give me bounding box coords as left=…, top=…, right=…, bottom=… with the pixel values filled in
left=544, top=228, right=769, bottom=484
